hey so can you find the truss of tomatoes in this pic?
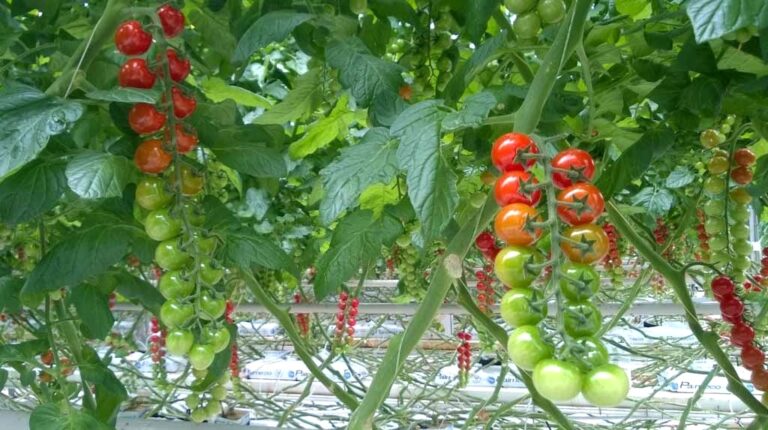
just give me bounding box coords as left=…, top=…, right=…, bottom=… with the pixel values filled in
left=487, top=132, right=629, bottom=407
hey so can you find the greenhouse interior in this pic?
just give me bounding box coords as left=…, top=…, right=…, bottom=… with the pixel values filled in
left=1, top=0, right=768, bottom=429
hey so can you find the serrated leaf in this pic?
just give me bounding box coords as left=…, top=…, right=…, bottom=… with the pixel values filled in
left=0, top=83, right=83, bottom=178
left=320, top=127, right=398, bottom=224
left=209, top=141, right=286, bottom=178
left=85, top=88, right=161, bottom=104
left=0, top=277, right=23, bottom=314
left=717, top=46, right=768, bottom=76
left=464, top=0, right=498, bottom=42
left=70, top=283, right=114, bottom=340
left=631, top=187, right=675, bottom=216
left=314, top=210, right=402, bottom=299
left=65, top=152, right=137, bottom=199
left=30, top=403, right=110, bottom=430
left=678, top=77, right=723, bottom=117
left=665, top=166, right=695, bottom=188
left=113, top=271, right=165, bottom=315
left=189, top=9, right=237, bottom=61
left=393, top=100, right=458, bottom=243
left=0, top=339, right=48, bottom=362
left=0, top=159, right=66, bottom=224
left=289, top=95, right=355, bottom=159
left=326, top=38, right=404, bottom=107
left=442, top=91, right=497, bottom=131
left=359, top=182, right=400, bottom=218
left=233, top=10, right=313, bottom=63
left=444, top=34, right=506, bottom=104
left=686, top=0, right=768, bottom=43
left=254, top=68, right=323, bottom=125
left=200, top=77, right=271, bottom=108
left=223, top=228, right=299, bottom=278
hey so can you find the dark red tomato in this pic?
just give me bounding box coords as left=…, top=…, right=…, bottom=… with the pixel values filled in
left=166, top=49, right=190, bottom=82
left=556, top=183, right=605, bottom=225
left=730, top=322, right=753, bottom=347
left=475, top=232, right=497, bottom=251
left=171, top=87, right=196, bottom=118
left=494, top=203, right=541, bottom=246
left=171, top=124, right=199, bottom=153
left=128, top=103, right=167, bottom=135
left=560, top=223, right=609, bottom=264
left=550, top=148, right=595, bottom=189
left=494, top=170, right=542, bottom=207
left=119, top=59, right=156, bottom=88
left=721, top=297, right=745, bottom=321
left=752, top=368, right=768, bottom=391
left=491, top=133, right=539, bottom=172
left=742, top=345, right=765, bottom=371
left=135, top=139, right=172, bottom=174
left=157, top=4, right=185, bottom=38
left=734, top=148, right=756, bottom=167
left=730, top=166, right=753, bottom=185
left=115, top=20, right=152, bottom=56
left=711, top=275, right=734, bottom=300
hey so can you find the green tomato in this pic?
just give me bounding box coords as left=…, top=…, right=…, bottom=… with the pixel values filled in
left=563, top=301, right=602, bottom=338
left=189, top=344, right=216, bottom=370
left=703, top=200, right=724, bottom=216
left=506, top=325, right=553, bottom=371
left=211, top=385, right=227, bottom=401
left=204, top=326, right=231, bottom=353
left=537, top=0, right=566, bottom=24
left=505, top=0, right=536, bottom=14
left=190, top=407, right=207, bottom=423
left=532, top=359, right=582, bottom=402
left=730, top=206, right=749, bottom=222
left=700, top=129, right=725, bottom=148
left=182, top=202, right=206, bottom=226
left=709, top=250, right=729, bottom=268
left=703, top=177, right=726, bottom=195
left=730, top=188, right=752, bottom=205
left=709, top=236, right=728, bottom=251
left=396, top=235, right=411, bottom=248
left=513, top=13, right=541, bottom=39
left=192, top=368, right=208, bottom=380
left=559, top=262, right=600, bottom=301
left=731, top=223, right=750, bottom=239
left=158, top=271, right=194, bottom=300
left=194, top=233, right=218, bottom=255
left=707, top=156, right=729, bottom=175
left=437, top=56, right=452, bottom=73
left=145, top=208, right=182, bottom=241
left=160, top=300, right=194, bottom=328
left=135, top=177, right=172, bottom=211
left=204, top=400, right=221, bottom=417
left=185, top=393, right=200, bottom=410
left=581, top=364, right=629, bottom=407
left=198, top=257, right=224, bottom=286
left=733, top=239, right=753, bottom=257
left=733, top=255, right=752, bottom=271
left=704, top=218, right=725, bottom=235
left=155, top=239, right=191, bottom=270
left=494, top=246, right=543, bottom=289
left=199, top=294, right=226, bottom=321
left=568, top=337, right=609, bottom=372
left=166, top=329, right=194, bottom=356
left=500, top=287, right=547, bottom=327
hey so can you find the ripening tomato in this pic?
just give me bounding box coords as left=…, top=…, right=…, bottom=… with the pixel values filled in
left=581, top=364, right=629, bottom=407
left=165, top=124, right=199, bottom=153
left=166, top=49, right=191, bottom=82
left=742, top=345, right=765, bottom=371
left=499, top=287, right=547, bottom=327
left=114, top=20, right=152, bottom=56
left=494, top=170, right=542, bottom=206
left=171, top=87, right=197, bottom=118
left=700, top=129, right=725, bottom=148
left=734, top=148, right=756, bottom=167
left=494, top=245, right=544, bottom=288
left=506, top=325, right=553, bottom=371
left=494, top=203, right=542, bottom=246
left=559, top=262, right=600, bottom=301
left=40, top=350, right=54, bottom=366
left=158, top=270, right=194, bottom=299
left=563, top=301, right=602, bottom=337
left=128, top=103, right=166, bottom=135
left=560, top=223, right=610, bottom=264
left=189, top=344, right=216, bottom=370
left=556, top=183, right=604, bottom=225
left=730, top=166, right=753, bottom=185
left=707, top=156, right=729, bottom=175
left=505, top=0, right=536, bottom=14
left=532, top=359, right=582, bottom=402
left=119, top=58, right=156, bottom=88
left=145, top=208, right=182, bottom=241
left=730, top=188, right=752, bottom=205
left=171, top=165, right=204, bottom=196
left=135, top=177, right=172, bottom=210
left=491, top=133, right=539, bottom=172
left=550, top=148, right=595, bottom=189
left=166, top=329, right=194, bottom=356
left=134, top=139, right=172, bottom=174
left=398, top=84, right=412, bottom=101
left=157, top=4, right=185, bottom=38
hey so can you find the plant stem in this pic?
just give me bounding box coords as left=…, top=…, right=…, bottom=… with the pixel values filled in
left=53, top=300, right=97, bottom=412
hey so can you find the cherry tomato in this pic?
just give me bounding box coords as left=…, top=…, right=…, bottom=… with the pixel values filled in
left=504, top=0, right=536, bottom=13
left=157, top=4, right=185, bottom=38
left=155, top=238, right=191, bottom=270
left=172, top=87, right=197, bottom=118
left=159, top=300, right=194, bottom=328
left=499, top=287, right=547, bottom=327
left=581, top=364, right=629, bottom=407
left=563, top=301, right=602, bottom=337
left=550, top=148, right=595, bottom=189
left=134, top=139, right=172, bottom=174
left=730, top=166, right=753, bottom=185
left=475, top=232, right=497, bottom=252
left=711, top=275, right=735, bottom=300
left=144, top=208, right=182, bottom=241
left=194, top=233, right=218, bottom=255
left=494, top=245, right=543, bottom=288
left=172, top=165, right=204, bottom=196
left=171, top=124, right=199, bottom=153
left=721, top=297, right=745, bottom=321
left=567, top=337, right=609, bottom=372
left=532, top=359, right=582, bottom=402
left=734, top=148, right=756, bottom=167
left=199, top=294, right=226, bottom=320
left=494, top=203, right=542, bottom=246
left=556, top=183, right=604, bottom=225
left=119, top=58, right=156, bottom=88
left=560, top=224, right=609, bottom=264
left=700, top=129, right=725, bottom=148
left=513, top=13, right=541, bottom=39
left=559, top=262, right=600, bottom=301
left=204, top=326, right=231, bottom=353
left=166, top=49, right=190, bottom=82
left=506, top=325, right=553, bottom=371
left=128, top=103, right=166, bottom=135
left=731, top=323, right=754, bottom=347
left=40, top=350, right=54, bottom=366
left=742, top=345, right=765, bottom=371
left=752, top=368, right=768, bottom=391
left=158, top=270, right=194, bottom=299
left=491, top=132, right=539, bottom=172
left=730, top=188, right=752, bottom=205
left=135, top=177, right=172, bottom=210
left=398, top=84, right=412, bottom=101
left=494, top=170, right=542, bottom=206
left=166, top=329, right=194, bottom=356
left=189, top=344, right=216, bottom=370
left=198, top=257, right=224, bottom=285
left=707, top=156, right=729, bottom=175
left=537, top=0, right=566, bottom=24
left=115, top=20, right=152, bottom=56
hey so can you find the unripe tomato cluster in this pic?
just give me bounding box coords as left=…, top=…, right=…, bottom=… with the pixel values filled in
left=487, top=132, right=629, bottom=407
left=456, top=332, right=472, bottom=387
left=505, top=0, right=566, bottom=40
left=333, top=292, right=359, bottom=351
left=393, top=234, right=428, bottom=299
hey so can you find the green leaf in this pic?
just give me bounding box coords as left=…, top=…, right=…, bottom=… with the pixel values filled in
left=320, top=127, right=398, bottom=224
left=80, top=346, right=127, bottom=400
left=223, top=228, right=299, bottom=278
left=0, top=159, right=66, bottom=225
left=289, top=95, right=355, bottom=158
left=0, top=369, right=7, bottom=390
left=369, top=0, right=417, bottom=23
left=444, top=34, right=506, bottom=104
left=189, top=8, right=237, bottom=61
left=326, top=38, right=404, bottom=107
left=392, top=100, right=458, bottom=243
left=0, top=339, right=49, bottom=362
left=717, top=46, right=768, bottom=76
left=359, top=182, right=400, bottom=218
left=254, top=68, right=323, bottom=125
left=685, top=0, right=768, bottom=43
left=113, top=271, right=165, bottom=315
left=209, top=141, right=286, bottom=178
left=70, top=283, right=114, bottom=340
left=200, top=77, right=271, bottom=108
left=30, top=403, right=110, bottom=430
left=631, top=187, right=675, bottom=216
left=442, top=91, right=497, bottom=131
left=360, top=14, right=392, bottom=56
left=233, top=10, right=313, bottom=63
left=0, top=277, right=23, bottom=313
left=314, top=210, right=402, bottom=299
left=0, top=83, right=83, bottom=178
left=665, top=166, right=695, bottom=188
left=678, top=77, right=723, bottom=117
left=615, top=0, right=652, bottom=19
left=65, top=152, right=138, bottom=199
left=464, top=0, right=499, bottom=42
left=85, top=88, right=161, bottom=104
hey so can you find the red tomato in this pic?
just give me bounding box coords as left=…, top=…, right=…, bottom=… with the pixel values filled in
left=119, top=59, right=156, bottom=88
left=560, top=223, right=609, bottom=264
left=114, top=20, right=152, bottom=56
left=742, top=345, right=765, bottom=371
left=494, top=170, right=542, bottom=206
left=494, top=203, right=541, bottom=246
left=734, top=148, right=756, bottom=167
left=134, top=139, right=172, bottom=174
left=171, top=87, right=196, bottom=118
left=40, top=350, right=54, bottom=366
left=157, top=4, right=185, bottom=38
left=399, top=84, right=413, bottom=101
left=556, top=183, right=605, bottom=225
left=170, top=124, right=199, bottom=153
left=491, top=133, right=539, bottom=172
left=730, top=322, right=753, bottom=347
left=730, top=166, right=753, bottom=185
left=128, top=103, right=167, bottom=135
left=752, top=368, right=768, bottom=391
left=550, top=148, right=595, bottom=189
left=166, top=49, right=191, bottom=82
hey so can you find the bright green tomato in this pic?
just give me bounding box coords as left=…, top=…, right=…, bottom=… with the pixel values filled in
left=500, top=287, right=547, bottom=327
left=537, top=0, right=566, bottom=23
left=703, top=177, right=726, bottom=195
left=563, top=301, right=602, bottom=338
left=505, top=0, right=536, bottom=13
left=166, top=329, right=194, bottom=356
left=734, top=239, right=753, bottom=256
left=160, top=300, right=194, bottom=328
left=198, top=257, right=224, bottom=285
left=190, top=407, right=207, bottom=423
left=158, top=271, right=194, bottom=299
left=707, top=156, right=729, bottom=175
left=513, top=13, right=541, bottom=39
left=189, top=344, right=216, bottom=370
left=731, top=223, right=750, bottom=239
left=581, top=364, right=629, bottom=407
left=704, top=218, right=725, bottom=235
left=532, top=359, right=582, bottom=402
left=155, top=239, right=191, bottom=270
left=211, top=385, right=227, bottom=401
left=733, top=255, right=752, bottom=271
left=204, top=400, right=221, bottom=417
left=204, top=326, right=231, bottom=353
left=135, top=177, right=172, bottom=211
left=199, top=294, right=226, bottom=321
left=194, top=234, right=218, bottom=255
left=709, top=236, right=728, bottom=251
left=559, top=262, right=600, bottom=301
left=703, top=200, right=724, bottom=216
left=494, top=246, right=543, bottom=289
left=145, top=208, right=182, bottom=241
left=507, top=325, right=553, bottom=371
left=185, top=393, right=200, bottom=409
left=730, top=205, right=749, bottom=222
left=568, top=337, right=609, bottom=372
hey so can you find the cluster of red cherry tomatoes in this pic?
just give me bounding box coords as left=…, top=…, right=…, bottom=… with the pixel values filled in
left=601, top=223, right=621, bottom=270
left=456, top=331, right=472, bottom=387
left=334, top=292, right=359, bottom=351
left=294, top=293, right=311, bottom=337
